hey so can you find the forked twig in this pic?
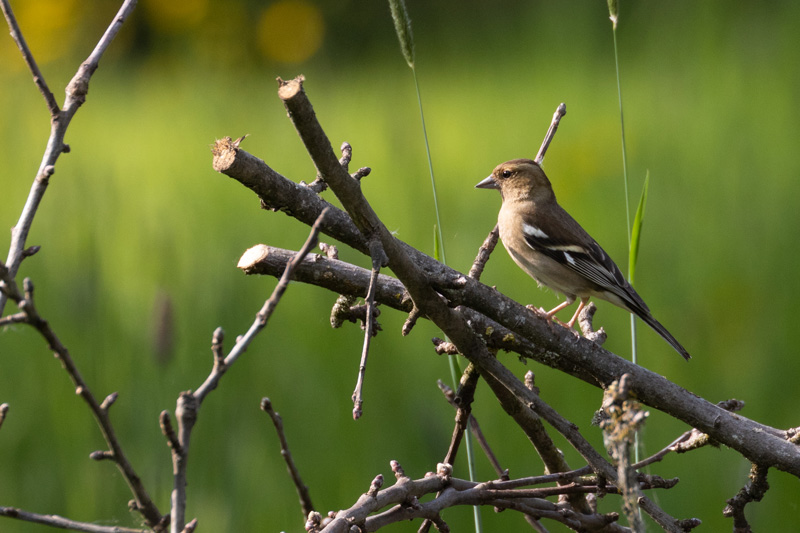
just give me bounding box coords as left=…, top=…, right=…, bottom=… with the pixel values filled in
left=163, top=208, right=329, bottom=532
left=0, top=0, right=138, bottom=318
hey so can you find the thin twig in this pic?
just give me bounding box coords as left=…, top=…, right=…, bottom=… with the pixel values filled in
left=0, top=506, right=149, bottom=533
left=164, top=209, right=329, bottom=533
left=0, top=0, right=138, bottom=318
left=0, top=0, right=59, bottom=115
left=437, top=367, right=485, bottom=470
left=180, top=518, right=198, bottom=533
left=194, top=208, right=330, bottom=403
left=468, top=225, right=499, bottom=281
left=352, top=238, right=386, bottom=419
left=534, top=103, right=567, bottom=165
left=14, top=277, right=163, bottom=528
left=723, top=463, right=769, bottom=531
left=261, top=398, right=315, bottom=518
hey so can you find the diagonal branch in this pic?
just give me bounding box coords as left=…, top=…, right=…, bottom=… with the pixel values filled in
left=9, top=279, right=164, bottom=528
left=0, top=0, right=138, bottom=317
left=0, top=0, right=59, bottom=114
left=261, top=398, right=315, bottom=518
left=0, top=505, right=149, bottom=533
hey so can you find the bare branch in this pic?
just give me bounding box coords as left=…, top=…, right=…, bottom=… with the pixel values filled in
left=352, top=238, right=386, bottom=419
left=180, top=518, right=198, bottom=533
left=12, top=278, right=163, bottom=527
left=194, top=208, right=330, bottom=403
left=0, top=505, right=148, bottom=533
left=723, top=463, right=769, bottom=531
left=468, top=224, right=499, bottom=281
left=212, top=75, right=800, bottom=529
left=164, top=209, right=330, bottom=532
left=231, top=227, right=800, bottom=479
left=535, top=103, right=567, bottom=165
left=320, top=464, right=645, bottom=533
left=261, top=398, right=315, bottom=518
left=0, top=0, right=138, bottom=318
left=0, top=0, right=59, bottom=114
left=438, top=366, right=485, bottom=471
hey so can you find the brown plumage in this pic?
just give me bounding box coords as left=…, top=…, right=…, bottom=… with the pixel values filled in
left=476, top=158, right=690, bottom=360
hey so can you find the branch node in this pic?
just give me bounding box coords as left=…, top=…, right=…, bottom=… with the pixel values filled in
left=100, top=391, right=118, bottom=411
left=352, top=167, right=371, bottom=181
left=22, top=245, right=41, bottom=258
left=212, top=327, right=225, bottom=366
left=339, top=142, right=352, bottom=170
left=524, top=370, right=540, bottom=395
left=159, top=410, right=182, bottom=453
left=319, top=242, right=338, bottom=259
left=436, top=463, right=453, bottom=480
left=330, top=294, right=358, bottom=328
left=367, top=474, right=383, bottom=498
left=302, top=176, right=328, bottom=194
left=432, top=337, right=458, bottom=355
left=305, top=511, right=323, bottom=533
left=402, top=306, right=422, bottom=336
left=89, top=450, right=114, bottom=461
left=390, top=459, right=408, bottom=480
left=181, top=518, right=198, bottom=533
left=577, top=302, right=606, bottom=345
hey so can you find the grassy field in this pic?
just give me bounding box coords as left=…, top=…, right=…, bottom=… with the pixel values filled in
left=1, top=1, right=799, bottom=531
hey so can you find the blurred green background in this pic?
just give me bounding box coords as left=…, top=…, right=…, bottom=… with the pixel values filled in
left=1, top=0, right=799, bottom=531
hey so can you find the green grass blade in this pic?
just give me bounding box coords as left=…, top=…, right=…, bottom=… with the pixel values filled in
left=433, top=224, right=442, bottom=262
left=628, top=171, right=650, bottom=284
left=388, top=3, right=478, bottom=529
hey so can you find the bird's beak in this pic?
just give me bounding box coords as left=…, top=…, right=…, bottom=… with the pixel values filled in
left=475, top=175, right=499, bottom=190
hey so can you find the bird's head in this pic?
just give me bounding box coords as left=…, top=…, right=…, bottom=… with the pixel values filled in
left=475, top=159, right=555, bottom=203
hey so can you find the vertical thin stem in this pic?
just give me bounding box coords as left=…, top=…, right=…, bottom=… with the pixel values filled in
left=412, top=68, right=446, bottom=267
left=612, top=17, right=638, bottom=370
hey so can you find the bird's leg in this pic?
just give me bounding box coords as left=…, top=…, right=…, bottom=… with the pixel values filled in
left=566, top=297, right=590, bottom=329
left=543, top=297, right=576, bottom=328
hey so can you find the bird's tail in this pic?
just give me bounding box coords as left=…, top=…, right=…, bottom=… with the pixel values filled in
left=637, top=312, right=691, bottom=361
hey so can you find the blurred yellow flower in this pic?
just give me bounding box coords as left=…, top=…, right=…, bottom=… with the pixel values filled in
left=0, top=0, right=78, bottom=70
left=257, top=0, right=324, bottom=64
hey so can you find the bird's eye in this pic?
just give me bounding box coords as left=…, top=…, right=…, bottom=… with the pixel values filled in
left=501, top=170, right=512, bottom=178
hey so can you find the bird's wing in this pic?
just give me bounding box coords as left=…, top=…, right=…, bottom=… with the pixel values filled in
left=519, top=213, right=650, bottom=314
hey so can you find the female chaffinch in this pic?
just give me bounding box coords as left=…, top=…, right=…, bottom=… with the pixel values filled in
left=476, top=158, right=690, bottom=360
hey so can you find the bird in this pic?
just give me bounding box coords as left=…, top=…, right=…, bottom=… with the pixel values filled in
left=475, top=158, right=690, bottom=360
